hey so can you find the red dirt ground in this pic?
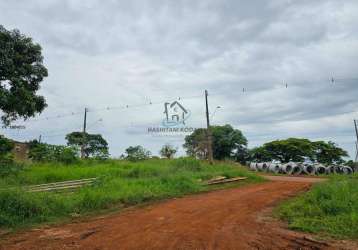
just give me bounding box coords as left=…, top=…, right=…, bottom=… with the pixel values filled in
left=1, top=176, right=357, bottom=250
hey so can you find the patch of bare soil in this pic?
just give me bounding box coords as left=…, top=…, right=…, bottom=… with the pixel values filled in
left=1, top=178, right=357, bottom=250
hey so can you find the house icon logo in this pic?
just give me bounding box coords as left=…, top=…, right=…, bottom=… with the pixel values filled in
left=162, top=101, right=191, bottom=127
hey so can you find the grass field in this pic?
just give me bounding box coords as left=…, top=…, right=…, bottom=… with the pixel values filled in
left=276, top=175, right=358, bottom=239
left=0, top=158, right=262, bottom=229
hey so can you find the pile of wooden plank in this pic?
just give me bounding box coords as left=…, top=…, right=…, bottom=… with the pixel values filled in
left=26, top=178, right=97, bottom=193
left=205, top=176, right=247, bottom=185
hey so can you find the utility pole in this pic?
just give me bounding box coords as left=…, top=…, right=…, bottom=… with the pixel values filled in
left=38, top=134, right=42, bottom=143
left=205, top=90, right=214, bottom=164
left=81, top=108, right=88, bottom=159
left=354, top=120, right=358, bottom=162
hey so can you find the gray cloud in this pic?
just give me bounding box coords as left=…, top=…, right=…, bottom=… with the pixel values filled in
left=1, top=0, right=358, bottom=158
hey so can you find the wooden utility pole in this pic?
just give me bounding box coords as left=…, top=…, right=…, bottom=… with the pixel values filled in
left=81, top=108, right=88, bottom=159
left=354, top=120, right=358, bottom=162
left=205, top=90, right=214, bottom=164
left=38, top=134, right=42, bottom=143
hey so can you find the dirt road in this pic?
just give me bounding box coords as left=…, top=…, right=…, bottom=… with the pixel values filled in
left=1, top=177, right=356, bottom=250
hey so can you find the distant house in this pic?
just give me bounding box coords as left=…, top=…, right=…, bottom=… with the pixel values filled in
left=163, top=101, right=188, bottom=125
left=11, top=141, right=30, bottom=162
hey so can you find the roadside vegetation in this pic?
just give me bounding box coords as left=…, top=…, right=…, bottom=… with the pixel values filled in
left=0, top=158, right=262, bottom=229
left=277, top=175, right=358, bottom=239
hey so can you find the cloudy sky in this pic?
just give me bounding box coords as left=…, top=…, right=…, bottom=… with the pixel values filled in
left=1, top=0, right=358, bottom=158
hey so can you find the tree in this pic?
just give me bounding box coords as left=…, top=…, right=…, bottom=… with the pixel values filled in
left=160, top=144, right=177, bottom=159
left=0, top=135, right=14, bottom=156
left=0, top=25, right=48, bottom=125
left=312, top=141, right=348, bottom=164
left=28, top=140, right=78, bottom=164
left=183, top=128, right=208, bottom=159
left=249, top=138, right=348, bottom=164
left=0, top=135, right=14, bottom=166
left=249, top=147, right=272, bottom=162
left=184, top=124, right=248, bottom=160
left=124, top=145, right=151, bottom=161
left=65, top=132, right=109, bottom=159
left=262, top=138, right=314, bottom=163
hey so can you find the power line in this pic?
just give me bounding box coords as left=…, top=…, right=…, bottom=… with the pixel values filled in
left=9, top=77, right=357, bottom=124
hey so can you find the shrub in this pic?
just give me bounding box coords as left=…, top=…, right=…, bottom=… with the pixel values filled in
left=124, top=145, right=151, bottom=162
left=0, top=153, right=23, bottom=177
left=0, top=135, right=14, bottom=155
left=159, top=144, right=177, bottom=159
left=29, top=141, right=78, bottom=164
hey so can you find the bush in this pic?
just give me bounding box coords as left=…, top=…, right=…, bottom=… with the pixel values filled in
left=0, top=135, right=14, bottom=155
left=56, top=147, right=78, bottom=164
left=0, top=153, right=23, bottom=177
left=29, top=141, right=78, bottom=164
left=124, top=145, right=151, bottom=162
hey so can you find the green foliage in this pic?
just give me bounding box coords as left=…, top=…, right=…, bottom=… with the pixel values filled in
left=65, top=132, right=109, bottom=159
left=0, top=25, right=47, bottom=125
left=0, top=154, right=23, bottom=177
left=277, top=176, right=358, bottom=238
left=249, top=146, right=272, bottom=162
left=0, top=135, right=14, bottom=155
left=171, top=157, right=202, bottom=172
left=159, top=144, right=177, bottom=159
left=124, top=145, right=151, bottom=162
left=183, top=128, right=207, bottom=159
left=0, top=159, right=262, bottom=228
left=29, top=141, right=78, bottom=164
left=312, top=141, right=348, bottom=164
left=250, top=138, right=348, bottom=164
left=346, top=160, right=358, bottom=172
left=0, top=135, right=22, bottom=177
left=184, top=124, right=248, bottom=160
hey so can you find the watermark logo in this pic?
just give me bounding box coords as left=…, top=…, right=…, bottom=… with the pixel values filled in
left=147, top=100, right=197, bottom=136
left=162, top=101, right=191, bottom=127
left=2, top=125, right=26, bottom=130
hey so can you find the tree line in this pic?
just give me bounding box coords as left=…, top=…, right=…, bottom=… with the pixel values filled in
left=183, top=125, right=349, bottom=165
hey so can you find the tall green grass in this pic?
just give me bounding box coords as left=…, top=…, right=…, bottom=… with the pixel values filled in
left=277, top=175, right=358, bottom=239
left=0, top=158, right=262, bottom=229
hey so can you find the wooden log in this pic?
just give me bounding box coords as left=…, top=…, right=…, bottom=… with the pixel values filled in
left=206, top=177, right=247, bottom=185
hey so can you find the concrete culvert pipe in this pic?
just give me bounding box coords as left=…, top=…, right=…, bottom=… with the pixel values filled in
left=292, top=163, right=303, bottom=175
left=281, top=162, right=296, bottom=175
left=268, top=163, right=281, bottom=174
left=341, top=166, right=353, bottom=175
left=256, top=163, right=264, bottom=171
left=326, top=165, right=335, bottom=174
left=314, top=164, right=326, bottom=175
left=302, top=163, right=315, bottom=175
left=333, top=165, right=342, bottom=174
left=262, top=163, right=270, bottom=172
left=249, top=162, right=257, bottom=171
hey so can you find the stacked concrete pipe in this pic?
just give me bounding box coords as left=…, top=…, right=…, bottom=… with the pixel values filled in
left=256, top=163, right=268, bottom=172
left=262, top=163, right=270, bottom=172
left=314, top=164, right=326, bottom=175
left=302, top=163, right=316, bottom=175
left=268, top=163, right=281, bottom=174
left=249, top=162, right=257, bottom=171
left=281, top=162, right=297, bottom=175
left=341, top=166, right=353, bottom=175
